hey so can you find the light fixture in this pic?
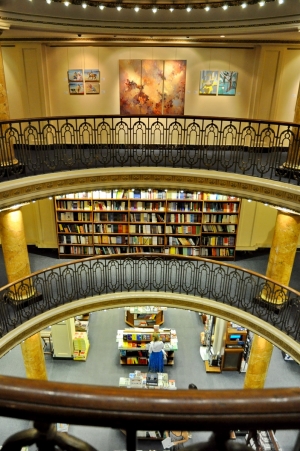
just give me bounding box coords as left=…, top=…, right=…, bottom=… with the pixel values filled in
left=259, top=0, right=265, bottom=5
left=169, top=7, right=174, bottom=11
left=134, top=6, right=140, bottom=11
left=204, top=6, right=210, bottom=11
left=64, top=1, right=70, bottom=5
left=99, top=4, right=105, bottom=9
left=81, top=2, right=87, bottom=8
left=241, top=2, right=247, bottom=8
left=220, top=35, right=225, bottom=38
left=278, top=0, right=284, bottom=3
left=186, top=6, right=192, bottom=12
left=46, top=0, right=51, bottom=4
left=116, top=5, right=122, bottom=11
left=152, top=7, right=158, bottom=13
left=222, top=4, right=228, bottom=9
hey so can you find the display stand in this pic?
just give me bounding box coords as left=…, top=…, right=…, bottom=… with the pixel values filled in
left=117, top=328, right=177, bottom=366
left=125, top=306, right=166, bottom=327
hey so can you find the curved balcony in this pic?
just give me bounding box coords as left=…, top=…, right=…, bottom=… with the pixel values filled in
left=1, top=254, right=299, bottom=361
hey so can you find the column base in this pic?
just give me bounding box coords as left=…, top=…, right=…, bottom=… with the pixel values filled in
left=253, top=296, right=285, bottom=314
left=5, top=291, right=43, bottom=309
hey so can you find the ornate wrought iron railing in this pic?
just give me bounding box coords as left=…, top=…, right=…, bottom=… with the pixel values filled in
left=0, top=115, right=299, bottom=184
left=1, top=254, right=299, bottom=346
left=0, top=375, right=299, bottom=451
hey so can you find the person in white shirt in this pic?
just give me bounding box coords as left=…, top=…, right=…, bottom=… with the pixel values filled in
left=148, top=333, right=165, bottom=372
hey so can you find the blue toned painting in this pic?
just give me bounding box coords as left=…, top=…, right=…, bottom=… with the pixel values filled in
left=199, top=70, right=218, bottom=95
left=218, top=71, right=238, bottom=96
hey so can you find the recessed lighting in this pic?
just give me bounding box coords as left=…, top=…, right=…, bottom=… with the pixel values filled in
left=186, top=6, right=192, bottom=12
left=64, top=1, right=70, bottom=5
left=82, top=2, right=87, bottom=8
left=241, top=2, right=247, bottom=8
left=99, top=4, right=105, bottom=9
left=259, top=0, right=265, bottom=5
left=220, top=35, right=225, bottom=38
left=278, top=0, right=284, bottom=3
left=116, top=5, right=122, bottom=11
left=46, top=0, right=51, bottom=4
left=169, top=7, right=174, bottom=11
left=152, top=7, right=158, bottom=13
left=222, top=4, right=228, bottom=9
left=204, top=6, right=210, bottom=11
left=134, top=6, right=140, bottom=11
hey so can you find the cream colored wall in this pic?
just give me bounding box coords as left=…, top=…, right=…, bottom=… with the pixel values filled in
left=2, top=43, right=299, bottom=121
left=22, top=198, right=57, bottom=248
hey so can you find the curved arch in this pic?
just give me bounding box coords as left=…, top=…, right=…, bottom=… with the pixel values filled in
left=0, top=168, right=300, bottom=212
left=1, top=292, right=299, bottom=363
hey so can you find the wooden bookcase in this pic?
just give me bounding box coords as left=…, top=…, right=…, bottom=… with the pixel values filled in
left=116, top=328, right=178, bottom=366
left=125, top=307, right=166, bottom=327
left=54, top=189, right=241, bottom=259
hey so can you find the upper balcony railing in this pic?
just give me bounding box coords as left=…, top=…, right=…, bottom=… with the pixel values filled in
left=0, top=115, right=299, bottom=184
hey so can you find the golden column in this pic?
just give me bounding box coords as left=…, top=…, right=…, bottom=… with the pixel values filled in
left=282, top=81, right=300, bottom=170
left=0, top=208, right=47, bottom=380
left=244, top=209, right=300, bottom=389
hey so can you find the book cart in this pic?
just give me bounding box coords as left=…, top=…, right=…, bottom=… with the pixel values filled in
left=54, top=189, right=241, bottom=259
left=116, top=328, right=178, bottom=366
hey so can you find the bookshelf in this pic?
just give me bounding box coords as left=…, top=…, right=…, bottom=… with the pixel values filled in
left=125, top=306, right=166, bottom=327
left=116, top=328, right=178, bottom=366
left=54, top=190, right=241, bottom=259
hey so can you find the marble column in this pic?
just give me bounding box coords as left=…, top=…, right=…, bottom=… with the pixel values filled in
left=261, top=210, right=300, bottom=304
left=244, top=334, right=273, bottom=389
left=0, top=208, right=47, bottom=379
left=0, top=46, right=18, bottom=165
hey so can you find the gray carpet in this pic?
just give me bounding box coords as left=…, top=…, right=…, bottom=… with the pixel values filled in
left=0, top=247, right=299, bottom=450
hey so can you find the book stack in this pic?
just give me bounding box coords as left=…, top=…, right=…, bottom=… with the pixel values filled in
left=73, top=331, right=90, bottom=361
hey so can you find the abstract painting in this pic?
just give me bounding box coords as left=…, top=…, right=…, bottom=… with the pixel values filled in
left=218, top=71, right=238, bottom=96
left=199, top=70, right=218, bottom=95
left=119, top=60, right=186, bottom=115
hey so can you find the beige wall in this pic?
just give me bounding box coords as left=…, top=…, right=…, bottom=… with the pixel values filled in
left=2, top=43, right=299, bottom=121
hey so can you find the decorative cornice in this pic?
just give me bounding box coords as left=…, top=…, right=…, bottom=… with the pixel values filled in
left=0, top=168, right=300, bottom=213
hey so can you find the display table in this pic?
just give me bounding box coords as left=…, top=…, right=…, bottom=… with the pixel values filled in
left=119, top=372, right=176, bottom=390
left=125, top=306, right=167, bottom=327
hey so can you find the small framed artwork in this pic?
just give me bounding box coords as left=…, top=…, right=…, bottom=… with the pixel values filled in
left=85, top=82, right=100, bottom=94
left=67, top=69, right=83, bottom=82
left=84, top=69, right=100, bottom=82
left=69, top=82, right=84, bottom=94
left=199, top=70, right=218, bottom=95
left=218, top=71, right=238, bottom=96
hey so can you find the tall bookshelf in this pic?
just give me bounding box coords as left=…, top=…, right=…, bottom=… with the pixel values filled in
left=54, top=189, right=241, bottom=259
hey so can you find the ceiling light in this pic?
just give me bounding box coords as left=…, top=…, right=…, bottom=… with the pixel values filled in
left=99, top=4, right=105, bottom=9
left=134, top=6, right=140, bottom=11
left=152, top=7, right=158, bottom=13
left=259, top=0, right=265, bottom=5
left=186, top=6, right=192, bottom=12
left=46, top=0, right=52, bottom=4
left=169, top=7, right=174, bottom=11
left=241, top=2, right=247, bottom=8
left=222, top=4, right=228, bottom=9
left=82, top=2, right=87, bottom=8
left=64, top=1, right=70, bottom=5
left=220, top=35, right=225, bottom=38
left=116, top=5, right=122, bottom=10
left=278, top=0, right=284, bottom=3
left=205, top=6, right=210, bottom=11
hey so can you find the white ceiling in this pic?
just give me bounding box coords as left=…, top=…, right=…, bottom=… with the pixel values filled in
left=0, top=0, right=300, bottom=46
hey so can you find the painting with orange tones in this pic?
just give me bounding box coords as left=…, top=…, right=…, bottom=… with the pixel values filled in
left=119, top=59, right=186, bottom=116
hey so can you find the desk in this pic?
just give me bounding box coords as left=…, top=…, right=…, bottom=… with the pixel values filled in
left=119, top=372, right=176, bottom=389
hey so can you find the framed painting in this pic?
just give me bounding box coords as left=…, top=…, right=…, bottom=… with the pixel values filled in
left=67, top=69, right=83, bottom=82
left=163, top=60, right=186, bottom=115
left=199, top=70, right=218, bottom=95
left=218, top=71, right=238, bottom=96
left=69, top=82, right=84, bottom=95
left=85, top=82, right=100, bottom=94
left=84, top=69, right=100, bottom=82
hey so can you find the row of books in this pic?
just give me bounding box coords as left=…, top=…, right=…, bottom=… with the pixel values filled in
left=200, top=247, right=235, bottom=257
left=58, top=235, right=93, bottom=245
left=167, top=213, right=201, bottom=223
left=93, top=189, right=127, bottom=199
left=94, top=246, right=127, bottom=255
left=130, top=212, right=164, bottom=223
left=130, top=201, right=165, bottom=211
left=167, top=202, right=201, bottom=212
left=57, top=211, right=91, bottom=221
left=123, top=332, right=170, bottom=342
left=94, top=235, right=128, bottom=244
left=165, top=225, right=201, bottom=234
left=168, top=236, right=199, bottom=246
left=94, top=200, right=127, bottom=211
left=166, top=191, right=203, bottom=200
left=94, top=223, right=129, bottom=233
left=94, top=212, right=128, bottom=222
left=56, top=200, right=93, bottom=210
left=203, top=193, right=238, bottom=201
left=167, top=247, right=200, bottom=256
left=129, top=236, right=164, bottom=245
left=57, top=191, right=239, bottom=201
left=203, top=202, right=239, bottom=213
left=58, top=223, right=93, bottom=233
left=129, top=224, right=163, bottom=234
left=201, top=236, right=235, bottom=246
left=129, top=189, right=166, bottom=199
left=59, top=245, right=94, bottom=255
left=202, top=214, right=238, bottom=224
left=202, top=224, right=236, bottom=233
